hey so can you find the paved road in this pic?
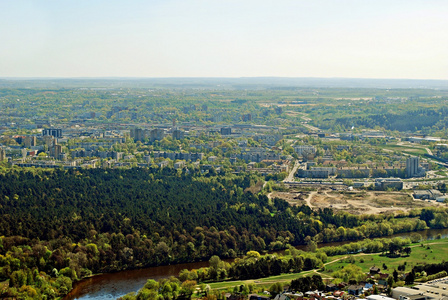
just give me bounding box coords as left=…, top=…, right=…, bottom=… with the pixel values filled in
left=284, top=160, right=300, bottom=182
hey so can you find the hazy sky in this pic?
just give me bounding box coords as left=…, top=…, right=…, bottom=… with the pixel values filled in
left=1, top=0, right=447, bottom=79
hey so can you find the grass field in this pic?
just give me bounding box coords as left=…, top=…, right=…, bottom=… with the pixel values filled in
left=322, top=240, right=448, bottom=277
left=206, top=238, right=448, bottom=292
left=380, top=144, right=428, bottom=156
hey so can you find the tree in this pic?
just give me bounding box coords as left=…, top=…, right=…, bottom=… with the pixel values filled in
left=387, top=275, right=395, bottom=287
left=246, top=251, right=261, bottom=258
left=388, top=242, right=402, bottom=257
left=269, top=282, right=283, bottom=297
left=180, top=280, right=196, bottom=298
left=209, top=256, right=222, bottom=269
left=402, top=247, right=412, bottom=256
left=307, top=240, right=318, bottom=253
left=405, top=271, right=415, bottom=285
left=438, top=183, right=447, bottom=193
left=393, top=269, right=399, bottom=282
left=420, top=209, right=435, bottom=225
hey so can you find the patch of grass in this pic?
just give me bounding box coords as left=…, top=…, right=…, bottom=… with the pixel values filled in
left=380, top=144, right=427, bottom=156
left=320, top=240, right=448, bottom=277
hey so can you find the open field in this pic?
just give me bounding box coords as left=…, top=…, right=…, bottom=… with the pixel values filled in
left=271, top=189, right=443, bottom=215
left=208, top=270, right=318, bottom=290
left=321, top=240, right=448, bottom=277
left=381, top=144, right=428, bottom=156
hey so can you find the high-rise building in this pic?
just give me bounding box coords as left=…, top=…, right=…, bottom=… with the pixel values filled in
left=42, top=128, right=62, bottom=138
left=172, top=129, right=184, bottom=140
left=43, top=136, right=54, bottom=147
left=150, top=128, right=166, bottom=142
left=130, top=128, right=145, bottom=142
left=24, top=136, right=37, bottom=148
left=406, top=156, right=420, bottom=178
left=0, top=147, right=5, bottom=161
left=51, top=144, right=62, bottom=159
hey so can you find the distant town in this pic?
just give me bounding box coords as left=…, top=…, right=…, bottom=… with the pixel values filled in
left=1, top=80, right=448, bottom=299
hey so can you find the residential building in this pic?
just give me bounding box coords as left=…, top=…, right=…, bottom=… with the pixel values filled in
left=130, top=128, right=146, bottom=141
left=152, top=151, right=204, bottom=161
left=42, top=128, right=62, bottom=138
left=174, top=161, right=185, bottom=169
left=24, top=136, right=37, bottom=148
left=221, top=127, right=232, bottom=135
left=172, top=129, right=184, bottom=140
left=150, top=128, right=166, bottom=142
left=294, top=145, right=316, bottom=156
left=51, top=144, right=62, bottom=159
left=297, top=167, right=337, bottom=178
left=406, top=156, right=425, bottom=178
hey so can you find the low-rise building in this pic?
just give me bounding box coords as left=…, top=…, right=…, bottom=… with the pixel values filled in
left=375, top=178, right=403, bottom=190
left=392, top=279, right=448, bottom=300
left=174, top=161, right=185, bottom=169
left=413, top=189, right=443, bottom=200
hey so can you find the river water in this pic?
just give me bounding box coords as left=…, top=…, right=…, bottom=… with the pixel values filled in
left=63, top=228, right=448, bottom=300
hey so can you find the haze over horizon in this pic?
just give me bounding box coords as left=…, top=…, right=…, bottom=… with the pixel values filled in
left=1, top=0, right=447, bottom=80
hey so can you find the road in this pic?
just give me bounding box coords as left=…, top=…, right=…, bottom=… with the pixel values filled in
left=301, top=123, right=320, bottom=132
left=284, top=160, right=300, bottom=182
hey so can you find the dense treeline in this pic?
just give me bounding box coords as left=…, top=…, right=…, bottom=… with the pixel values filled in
left=0, top=168, right=324, bottom=263
left=413, top=261, right=448, bottom=278
left=333, top=107, right=448, bottom=132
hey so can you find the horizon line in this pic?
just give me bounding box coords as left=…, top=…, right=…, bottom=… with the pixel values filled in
left=1, top=76, right=448, bottom=81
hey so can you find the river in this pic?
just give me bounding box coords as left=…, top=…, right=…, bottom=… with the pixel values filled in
left=63, top=228, right=448, bottom=300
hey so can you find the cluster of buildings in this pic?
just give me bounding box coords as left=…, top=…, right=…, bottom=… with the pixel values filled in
left=152, top=151, right=204, bottom=161
left=0, top=117, right=437, bottom=185
left=240, top=274, right=448, bottom=300
left=247, top=160, right=290, bottom=175
left=297, top=157, right=427, bottom=183
left=237, top=148, right=281, bottom=163
left=241, top=267, right=420, bottom=300
left=413, top=189, right=444, bottom=201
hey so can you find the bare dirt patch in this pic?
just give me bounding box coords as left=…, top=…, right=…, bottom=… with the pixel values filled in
left=271, top=188, right=442, bottom=215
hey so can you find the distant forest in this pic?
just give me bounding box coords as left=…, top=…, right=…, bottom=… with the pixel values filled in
left=323, top=106, right=448, bottom=132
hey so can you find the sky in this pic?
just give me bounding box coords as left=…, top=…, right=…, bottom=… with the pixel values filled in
left=0, top=0, right=447, bottom=79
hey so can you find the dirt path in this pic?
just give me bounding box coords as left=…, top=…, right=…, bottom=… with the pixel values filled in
left=304, top=191, right=317, bottom=208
